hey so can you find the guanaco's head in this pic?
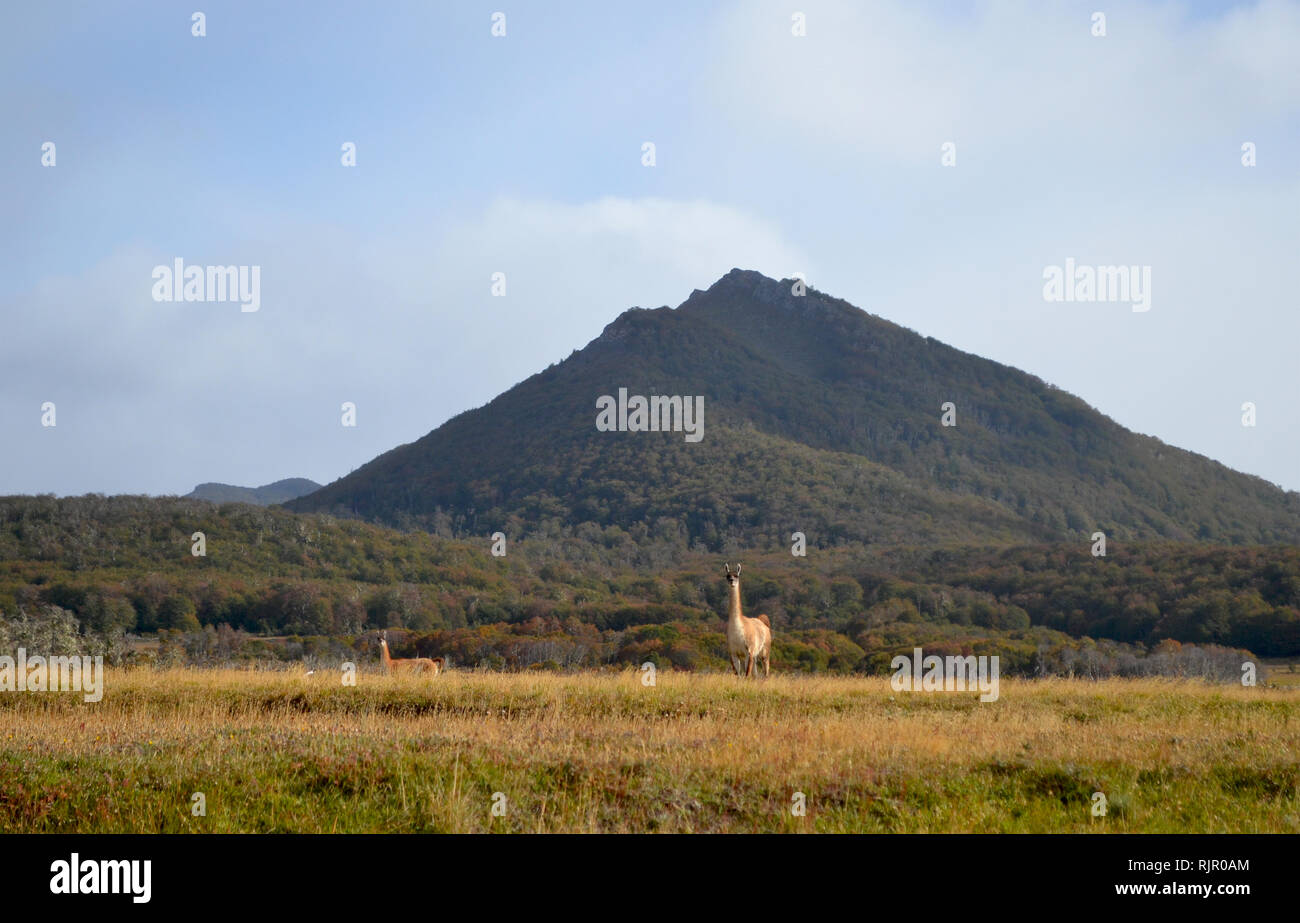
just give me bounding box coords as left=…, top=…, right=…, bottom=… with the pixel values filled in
left=724, top=562, right=742, bottom=587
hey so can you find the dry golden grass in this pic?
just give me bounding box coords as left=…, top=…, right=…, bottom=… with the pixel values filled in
left=0, top=668, right=1296, bottom=832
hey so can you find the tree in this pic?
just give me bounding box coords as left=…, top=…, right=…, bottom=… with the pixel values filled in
left=159, top=595, right=200, bottom=632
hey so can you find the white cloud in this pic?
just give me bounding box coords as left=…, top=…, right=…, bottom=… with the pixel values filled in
left=708, top=0, right=1300, bottom=163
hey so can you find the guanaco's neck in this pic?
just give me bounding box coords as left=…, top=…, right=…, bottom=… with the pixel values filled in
left=380, top=640, right=392, bottom=666
left=728, top=584, right=743, bottom=622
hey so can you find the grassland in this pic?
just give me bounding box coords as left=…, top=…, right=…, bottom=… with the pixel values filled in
left=1, top=669, right=1296, bottom=833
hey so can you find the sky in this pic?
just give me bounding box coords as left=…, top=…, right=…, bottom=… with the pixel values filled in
left=2, top=0, right=1298, bottom=496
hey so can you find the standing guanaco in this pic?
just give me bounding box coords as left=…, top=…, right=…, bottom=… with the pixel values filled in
left=724, top=563, right=771, bottom=678
left=378, top=631, right=445, bottom=675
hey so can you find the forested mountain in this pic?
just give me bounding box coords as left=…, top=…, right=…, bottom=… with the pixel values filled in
left=186, top=478, right=320, bottom=505
left=287, top=270, right=1300, bottom=547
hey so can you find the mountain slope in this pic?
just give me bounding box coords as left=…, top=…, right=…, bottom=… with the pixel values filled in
left=287, top=270, right=1300, bottom=547
left=186, top=478, right=321, bottom=506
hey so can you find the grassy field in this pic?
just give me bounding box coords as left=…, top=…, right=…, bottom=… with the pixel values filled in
left=1, top=668, right=1296, bottom=833
left=1263, top=660, right=1300, bottom=686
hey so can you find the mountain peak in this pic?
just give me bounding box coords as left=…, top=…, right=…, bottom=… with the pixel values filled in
left=702, top=267, right=796, bottom=300
left=714, top=266, right=771, bottom=286
left=596, top=268, right=817, bottom=352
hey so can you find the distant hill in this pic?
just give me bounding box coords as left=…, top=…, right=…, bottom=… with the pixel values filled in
left=186, top=478, right=321, bottom=506
left=288, top=269, right=1300, bottom=547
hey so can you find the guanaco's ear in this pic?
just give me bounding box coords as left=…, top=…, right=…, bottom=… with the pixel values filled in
left=723, top=563, right=731, bottom=575
left=735, top=564, right=742, bottom=576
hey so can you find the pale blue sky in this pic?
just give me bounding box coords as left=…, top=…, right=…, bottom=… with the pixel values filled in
left=3, top=0, right=1298, bottom=495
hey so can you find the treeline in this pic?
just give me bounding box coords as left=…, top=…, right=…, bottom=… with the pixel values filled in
left=1, top=496, right=1297, bottom=666
left=891, top=543, right=1300, bottom=657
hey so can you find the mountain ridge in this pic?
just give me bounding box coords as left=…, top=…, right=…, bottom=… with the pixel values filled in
left=186, top=478, right=322, bottom=506
left=287, top=270, right=1299, bottom=546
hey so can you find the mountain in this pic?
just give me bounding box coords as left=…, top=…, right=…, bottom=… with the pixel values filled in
left=287, top=270, right=1300, bottom=547
left=186, top=478, right=321, bottom=506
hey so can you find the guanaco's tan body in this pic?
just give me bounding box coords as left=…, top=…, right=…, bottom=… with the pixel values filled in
left=724, top=564, right=771, bottom=678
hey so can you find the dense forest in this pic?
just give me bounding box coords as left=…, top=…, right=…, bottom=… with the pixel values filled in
left=2, top=495, right=1294, bottom=676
